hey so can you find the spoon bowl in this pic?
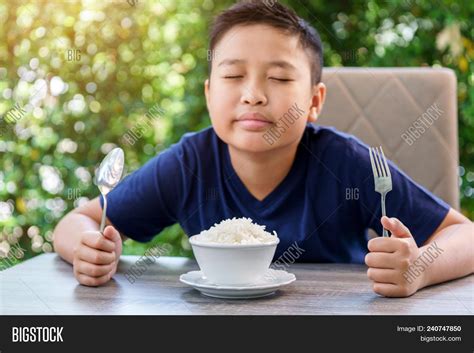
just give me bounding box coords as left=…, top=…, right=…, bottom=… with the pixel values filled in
left=95, top=147, right=125, bottom=233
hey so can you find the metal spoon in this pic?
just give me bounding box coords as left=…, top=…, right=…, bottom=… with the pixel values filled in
left=95, top=147, right=125, bottom=234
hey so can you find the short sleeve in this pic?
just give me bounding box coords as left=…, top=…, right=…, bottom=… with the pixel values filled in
left=346, top=138, right=450, bottom=247
left=100, top=145, right=185, bottom=243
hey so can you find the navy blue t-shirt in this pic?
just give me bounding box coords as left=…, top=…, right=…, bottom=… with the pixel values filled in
left=100, top=124, right=450, bottom=263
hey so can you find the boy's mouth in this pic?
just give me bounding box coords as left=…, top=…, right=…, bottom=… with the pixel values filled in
left=235, top=112, right=273, bottom=131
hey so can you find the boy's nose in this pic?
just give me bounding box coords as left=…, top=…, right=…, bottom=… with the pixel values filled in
left=240, top=85, right=267, bottom=106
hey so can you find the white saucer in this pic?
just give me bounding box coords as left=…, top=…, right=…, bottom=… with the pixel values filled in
left=179, top=269, right=296, bottom=299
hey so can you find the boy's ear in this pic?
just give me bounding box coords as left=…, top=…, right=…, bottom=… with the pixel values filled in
left=204, top=79, right=210, bottom=109
left=308, top=82, right=327, bottom=123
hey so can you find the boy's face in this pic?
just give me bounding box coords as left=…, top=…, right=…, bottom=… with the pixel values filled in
left=205, top=24, right=326, bottom=153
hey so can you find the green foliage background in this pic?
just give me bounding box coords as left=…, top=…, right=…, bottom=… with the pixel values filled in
left=0, top=0, right=472, bottom=266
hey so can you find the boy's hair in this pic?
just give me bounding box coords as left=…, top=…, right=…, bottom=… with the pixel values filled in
left=208, top=0, right=324, bottom=85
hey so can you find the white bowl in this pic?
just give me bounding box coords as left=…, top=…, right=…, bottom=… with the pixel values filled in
left=188, top=236, right=280, bottom=286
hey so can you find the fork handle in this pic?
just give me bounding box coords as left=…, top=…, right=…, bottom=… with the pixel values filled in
left=381, top=193, right=389, bottom=237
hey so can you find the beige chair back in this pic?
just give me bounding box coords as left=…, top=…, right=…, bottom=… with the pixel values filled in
left=318, top=67, right=459, bottom=211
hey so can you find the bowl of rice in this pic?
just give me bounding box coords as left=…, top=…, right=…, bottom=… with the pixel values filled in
left=188, top=217, right=279, bottom=286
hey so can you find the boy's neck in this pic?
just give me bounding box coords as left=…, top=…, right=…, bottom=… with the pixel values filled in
left=227, top=141, right=299, bottom=201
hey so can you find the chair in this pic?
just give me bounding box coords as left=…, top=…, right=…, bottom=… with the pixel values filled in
left=318, top=67, right=459, bottom=219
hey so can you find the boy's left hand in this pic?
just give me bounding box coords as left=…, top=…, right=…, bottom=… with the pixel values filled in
left=365, top=216, right=424, bottom=297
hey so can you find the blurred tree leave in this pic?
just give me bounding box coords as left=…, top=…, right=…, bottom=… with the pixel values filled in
left=0, top=0, right=472, bottom=266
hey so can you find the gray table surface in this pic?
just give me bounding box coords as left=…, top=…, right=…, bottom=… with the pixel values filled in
left=1, top=253, right=472, bottom=315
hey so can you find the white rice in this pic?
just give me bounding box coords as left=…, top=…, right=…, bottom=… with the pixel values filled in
left=192, top=217, right=278, bottom=245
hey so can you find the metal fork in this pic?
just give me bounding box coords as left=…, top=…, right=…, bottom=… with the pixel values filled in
left=369, top=146, right=393, bottom=237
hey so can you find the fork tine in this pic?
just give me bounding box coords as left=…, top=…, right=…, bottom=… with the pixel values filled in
left=380, top=146, right=391, bottom=178
left=369, top=147, right=378, bottom=177
left=376, top=147, right=387, bottom=177
left=373, top=147, right=383, bottom=177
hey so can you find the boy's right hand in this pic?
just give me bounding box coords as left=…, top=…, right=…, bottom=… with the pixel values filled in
left=72, top=225, right=122, bottom=287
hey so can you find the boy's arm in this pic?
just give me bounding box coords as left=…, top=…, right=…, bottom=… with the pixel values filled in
left=53, top=197, right=126, bottom=264
left=365, top=208, right=473, bottom=297
left=417, top=208, right=474, bottom=289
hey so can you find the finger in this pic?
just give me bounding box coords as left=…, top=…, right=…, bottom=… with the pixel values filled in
left=367, top=268, right=399, bottom=284
left=103, top=226, right=121, bottom=242
left=75, top=273, right=111, bottom=287
left=368, top=237, right=398, bottom=253
left=381, top=216, right=412, bottom=238
left=372, top=282, right=411, bottom=298
left=82, top=232, right=115, bottom=252
left=76, top=245, right=115, bottom=265
left=75, top=260, right=115, bottom=278
left=365, top=252, right=398, bottom=269
left=370, top=236, right=412, bottom=256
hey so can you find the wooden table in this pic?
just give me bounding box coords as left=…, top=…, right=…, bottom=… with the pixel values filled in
left=1, top=254, right=472, bottom=315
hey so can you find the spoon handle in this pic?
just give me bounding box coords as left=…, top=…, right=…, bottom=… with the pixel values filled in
left=100, top=194, right=107, bottom=234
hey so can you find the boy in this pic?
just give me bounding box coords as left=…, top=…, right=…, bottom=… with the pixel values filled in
left=53, top=0, right=473, bottom=297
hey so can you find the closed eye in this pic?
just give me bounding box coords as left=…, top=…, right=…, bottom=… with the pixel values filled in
left=269, top=77, right=293, bottom=82
left=223, top=75, right=243, bottom=79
